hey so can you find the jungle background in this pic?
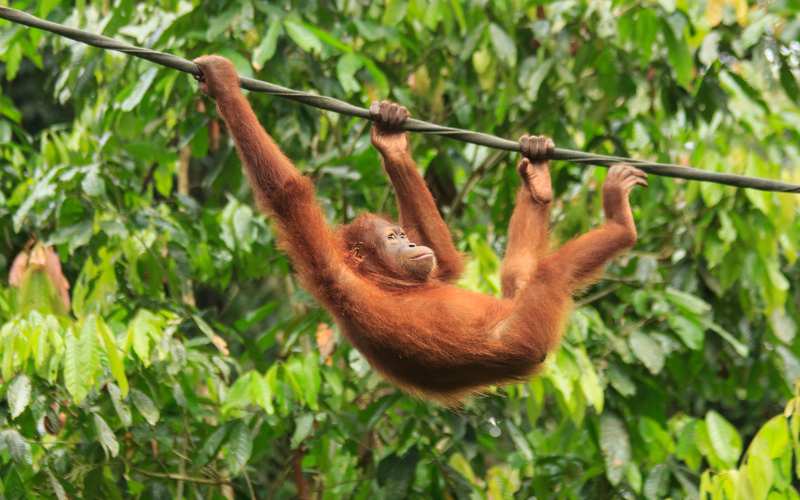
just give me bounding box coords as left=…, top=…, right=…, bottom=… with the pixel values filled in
left=1, top=0, right=800, bottom=498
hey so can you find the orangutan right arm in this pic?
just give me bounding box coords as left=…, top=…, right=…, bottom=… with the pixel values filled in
left=194, top=55, right=346, bottom=285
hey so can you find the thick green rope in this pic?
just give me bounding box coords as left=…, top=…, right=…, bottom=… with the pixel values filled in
left=1, top=6, right=799, bottom=194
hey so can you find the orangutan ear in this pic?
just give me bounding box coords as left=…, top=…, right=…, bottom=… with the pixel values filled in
left=350, top=246, right=364, bottom=263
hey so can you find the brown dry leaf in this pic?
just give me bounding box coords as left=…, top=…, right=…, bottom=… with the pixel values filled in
left=41, top=245, right=71, bottom=310
left=706, top=0, right=749, bottom=27
left=8, top=251, right=28, bottom=287
left=211, top=334, right=230, bottom=356
left=315, top=323, right=336, bottom=365
left=209, top=119, right=221, bottom=152
left=9, top=243, right=71, bottom=311
left=706, top=0, right=724, bottom=26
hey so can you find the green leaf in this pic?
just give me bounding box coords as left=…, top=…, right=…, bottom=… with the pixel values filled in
left=290, top=413, right=314, bottom=449
left=545, top=350, right=580, bottom=418
left=748, top=415, right=789, bottom=459
left=64, top=319, right=99, bottom=404
left=223, top=371, right=257, bottom=416
left=198, top=425, right=229, bottom=465
left=264, top=365, right=280, bottom=412
left=63, top=328, right=81, bottom=401
left=49, top=221, right=92, bottom=254
left=362, top=58, right=389, bottom=96
left=639, top=418, right=675, bottom=461
left=250, top=370, right=274, bottom=415
left=226, top=422, right=253, bottom=475
left=699, top=32, right=721, bottom=66
left=284, top=20, right=323, bottom=55
left=302, top=24, right=350, bottom=52
left=668, top=315, right=705, bottom=350
left=662, top=21, right=693, bottom=88
left=72, top=249, right=119, bottom=319
left=107, top=383, right=132, bottom=427
left=12, top=167, right=59, bottom=233
left=506, top=421, right=533, bottom=461
left=377, top=448, right=419, bottom=498
left=131, top=388, right=160, bottom=426
left=81, top=166, right=105, bottom=197
left=4, top=43, right=22, bottom=80
left=725, top=70, right=771, bottom=113
left=625, top=463, right=642, bottom=494
left=7, top=374, right=31, bottom=419
left=0, top=94, right=22, bottom=123
left=302, top=353, right=320, bottom=411
left=676, top=420, right=703, bottom=471
left=120, top=67, right=158, bottom=111
left=705, top=321, right=749, bottom=357
left=191, top=314, right=229, bottom=356
left=665, top=288, right=711, bottom=315
left=472, top=47, right=492, bottom=75
left=449, top=0, right=467, bottom=34
left=46, top=469, right=68, bottom=500
left=282, top=358, right=301, bottom=398
left=33, top=315, right=58, bottom=375
left=1, top=324, right=16, bottom=381
left=154, top=163, right=173, bottom=197
left=608, top=365, right=636, bottom=397
left=572, top=347, right=604, bottom=412
left=79, top=315, right=101, bottom=375
left=629, top=331, right=665, bottom=374
left=634, top=9, right=658, bottom=62
left=600, top=414, right=631, bottom=485
left=448, top=452, right=479, bottom=486
left=643, top=464, right=670, bottom=500
left=127, top=310, right=164, bottom=366
left=779, top=56, right=800, bottom=103
left=382, top=0, right=408, bottom=26
left=206, top=7, right=239, bottom=40
left=252, top=20, right=282, bottom=70
left=746, top=452, right=772, bottom=500
left=0, top=429, right=32, bottom=465
left=486, top=464, right=521, bottom=499
left=94, top=414, right=119, bottom=458
left=489, top=23, right=516, bottom=67
left=97, top=316, right=128, bottom=397
left=769, top=309, right=796, bottom=344
left=37, top=0, right=59, bottom=17
left=336, top=53, right=363, bottom=94
left=518, top=57, right=553, bottom=101
left=705, top=410, right=742, bottom=468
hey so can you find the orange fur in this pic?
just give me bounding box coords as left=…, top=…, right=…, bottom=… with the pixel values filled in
left=209, top=78, right=637, bottom=405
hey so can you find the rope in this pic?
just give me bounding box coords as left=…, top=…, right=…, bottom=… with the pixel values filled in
left=1, top=6, right=799, bottom=194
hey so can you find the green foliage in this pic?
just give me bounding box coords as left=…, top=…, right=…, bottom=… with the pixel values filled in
left=0, top=0, right=799, bottom=497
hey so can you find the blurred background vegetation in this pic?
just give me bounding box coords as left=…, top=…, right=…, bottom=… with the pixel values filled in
left=1, top=0, right=800, bottom=498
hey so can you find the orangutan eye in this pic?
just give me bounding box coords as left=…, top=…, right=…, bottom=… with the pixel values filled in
left=387, top=234, right=395, bottom=240
left=399, top=233, right=406, bottom=239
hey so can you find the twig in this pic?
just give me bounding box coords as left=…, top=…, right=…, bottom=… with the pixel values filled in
left=448, top=149, right=509, bottom=221
left=133, top=468, right=231, bottom=486
left=575, top=283, right=622, bottom=307
left=293, top=447, right=310, bottom=500
left=243, top=469, right=256, bottom=500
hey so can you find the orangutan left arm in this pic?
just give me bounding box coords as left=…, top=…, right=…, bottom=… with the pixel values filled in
left=369, top=101, right=464, bottom=281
